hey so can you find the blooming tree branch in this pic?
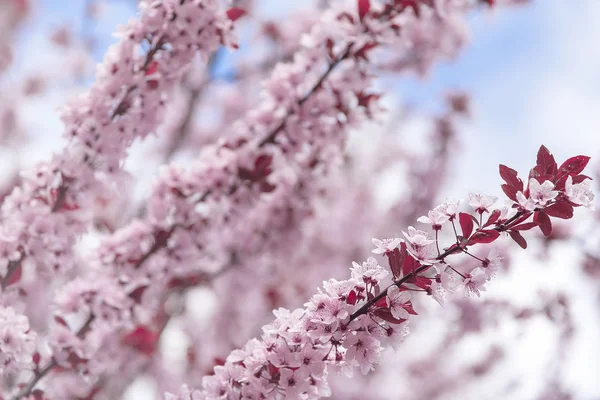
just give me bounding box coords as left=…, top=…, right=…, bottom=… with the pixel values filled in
left=167, top=146, right=593, bottom=399
left=0, top=0, right=235, bottom=295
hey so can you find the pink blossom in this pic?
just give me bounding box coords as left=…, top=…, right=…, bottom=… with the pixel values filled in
left=402, top=226, right=435, bottom=247
left=458, top=269, right=488, bottom=298
left=517, top=178, right=559, bottom=211
left=386, top=285, right=411, bottom=320
left=0, top=306, right=36, bottom=376
left=429, top=279, right=447, bottom=307
left=371, top=237, right=402, bottom=254
left=351, top=257, right=389, bottom=284
left=565, top=176, right=594, bottom=208
left=435, top=198, right=461, bottom=220
left=469, top=192, right=498, bottom=214
left=417, top=209, right=449, bottom=230
left=481, top=249, right=503, bottom=279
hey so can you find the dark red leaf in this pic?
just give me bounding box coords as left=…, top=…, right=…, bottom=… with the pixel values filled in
left=410, top=275, right=432, bottom=290
left=559, top=155, right=591, bottom=175
left=128, top=285, right=149, bottom=304
left=354, top=43, right=379, bottom=62
left=387, top=247, right=403, bottom=280
left=467, top=229, right=500, bottom=245
left=536, top=145, right=558, bottom=176
left=144, top=61, right=158, bottom=75
left=505, top=212, right=533, bottom=229
left=122, top=326, right=159, bottom=356
left=402, top=253, right=420, bottom=277
left=512, top=222, right=538, bottom=231
left=373, top=308, right=406, bottom=324
left=4, top=262, right=22, bottom=287
left=509, top=231, right=527, bottom=249
left=357, top=0, right=370, bottom=20
left=534, top=211, right=552, bottom=237
left=347, top=290, right=357, bottom=305
left=31, top=390, right=45, bottom=400
left=459, top=212, right=474, bottom=238
left=544, top=202, right=574, bottom=219
left=54, top=315, right=69, bottom=328
left=226, top=7, right=247, bottom=22
left=374, top=296, right=388, bottom=308
left=326, top=38, right=335, bottom=60
left=254, top=154, right=273, bottom=178
left=484, top=209, right=502, bottom=227
left=501, top=184, right=518, bottom=202
left=402, top=301, right=418, bottom=315
left=499, top=164, right=523, bottom=191
left=572, top=174, right=591, bottom=184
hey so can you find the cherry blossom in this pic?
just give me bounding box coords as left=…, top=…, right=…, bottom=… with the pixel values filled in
left=469, top=192, right=498, bottom=214
left=402, top=226, right=435, bottom=247
left=386, top=285, right=412, bottom=320
left=417, top=209, right=449, bottom=230
left=0, top=0, right=593, bottom=398
left=164, top=146, right=593, bottom=400
left=458, top=269, right=488, bottom=298
left=565, top=176, right=594, bottom=207
left=517, top=179, right=559, bottom=211
left=481, top=249, right=503, bottom=279
left=371, top=237, right=402, bottom=254
left=0, top=306, right=36, bottom=376
left=435, top=198, right=461, bottom=220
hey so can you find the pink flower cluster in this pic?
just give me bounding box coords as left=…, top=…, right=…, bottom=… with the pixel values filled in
left=167, top=146, right=593, bottom=399
left=31, top=1, right=432, bottom=394
left=0, top=0, right=234, bottom=287
left=0, top=306, right=36, bottom=376
left=3, top=0, right=589, bottom=399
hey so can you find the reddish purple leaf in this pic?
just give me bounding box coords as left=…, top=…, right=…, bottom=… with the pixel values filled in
left=501, top=184, right=518, bottom=202
left=387, top=247, right=403, bottom=280
left=467, top=229, right=500, bottom=245
left=509, top=230, right=527, bottom=249
left=4, top=263, right=22, bottom=287
left=558, top=155, right=591, bottom=178
left=128, top=285, right=149, bottom=304
left=505, top=212, right=532, bottom=229
left=484, top=209, right=502, bottom=227
left=572, top=174, right=591, bottom=184
left=31, top=390, right=45, bottom=400
left=404, top=272, right=432, bottom=289
left=402, top=253, right=420, bottom=277
left=512, top=222, right=538, bottom=231
left=347, top=290, right=357, bottom=305
left=357, top=0, right=370, bottom=20
left=54, top=315, right=69, bottom=328
left=499, top=164, right=523, bottom=191
left=534, top=211, right=552, bottom=237
left=374, top=296, right=388, bottom=308
left=354, top=43, right=379, bottom=61
left=226, top=7, right=247, bottom=21
left=459, top=212, right=474, bottom=238
left=402, top=301, right=418, bottom=316
left=411, top=275, right=432, bottom=290
left=373, top=308, right=406, bottom=324
left=536, top=145, right=557, bottom=175
left=254, top=154, right=273, bottom=178
left=544, top=202, right=574, bottom=219
left=122, top=326, right=159, bottom=356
